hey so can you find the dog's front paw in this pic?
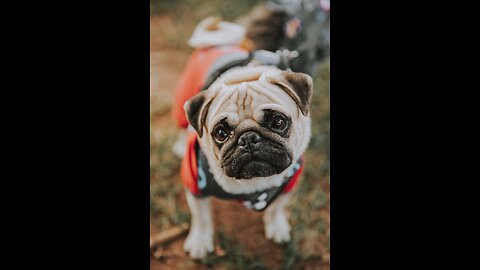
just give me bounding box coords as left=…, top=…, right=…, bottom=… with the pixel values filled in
left=183, top=230, right=214, bottom=259
left=265, top=212, right=291, bottom=243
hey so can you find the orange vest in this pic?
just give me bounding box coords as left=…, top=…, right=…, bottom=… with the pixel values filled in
left=172, top=45, right=248, bottom=128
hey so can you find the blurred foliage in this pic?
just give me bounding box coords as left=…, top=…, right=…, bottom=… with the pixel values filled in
left=150, top=0, right=265, bottom=50
left=150, top=0, right=264, bottom=19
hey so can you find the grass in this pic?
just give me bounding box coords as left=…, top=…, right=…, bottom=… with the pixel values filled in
left=150, top=122, right=191, bottom=230
left=284, top=62, right=331, bottom=269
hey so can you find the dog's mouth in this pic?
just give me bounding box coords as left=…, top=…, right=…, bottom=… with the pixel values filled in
left=237, top=160, right=277, bottom=179
left=223, top=151, right=292, bottom=179
left=220, top=130, right=293, bottom=180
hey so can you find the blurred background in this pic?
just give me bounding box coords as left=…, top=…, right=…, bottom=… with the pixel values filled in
left=150, top=0, right=330, bottom=269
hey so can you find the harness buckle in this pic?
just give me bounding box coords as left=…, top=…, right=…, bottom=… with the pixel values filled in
left=275, top=49, right=300, bottom=71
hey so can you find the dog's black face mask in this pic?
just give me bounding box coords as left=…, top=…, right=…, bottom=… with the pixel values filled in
left=213, top=110, right=294, bottom=179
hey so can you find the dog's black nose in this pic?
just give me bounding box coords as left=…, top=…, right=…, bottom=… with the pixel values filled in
left=238, top=131, right=263, bottom=146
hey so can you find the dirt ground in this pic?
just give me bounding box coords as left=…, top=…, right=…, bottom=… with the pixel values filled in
left=150, top=13, right=329, bottom=270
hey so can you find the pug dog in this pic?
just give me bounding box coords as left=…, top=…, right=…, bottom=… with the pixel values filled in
left=181, top=65, right=312, bottom=258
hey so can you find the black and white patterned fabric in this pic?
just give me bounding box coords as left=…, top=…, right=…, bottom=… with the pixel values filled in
left=192, top=143, right=303, bottom=211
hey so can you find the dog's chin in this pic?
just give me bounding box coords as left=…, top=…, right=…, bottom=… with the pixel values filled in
left=225, top=160, right=290, bottom=180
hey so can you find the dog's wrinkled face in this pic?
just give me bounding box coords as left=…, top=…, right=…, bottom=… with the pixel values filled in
left=185, top=66, right=312, bottom=180
left=215, top=108, right=292, bottom=179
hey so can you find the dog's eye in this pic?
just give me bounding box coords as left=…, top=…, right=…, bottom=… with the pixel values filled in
left=214, top=127, right=229, bottom=143
left=271, top=116, right=288, bottom=131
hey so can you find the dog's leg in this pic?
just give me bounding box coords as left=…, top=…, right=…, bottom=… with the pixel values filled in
left=172, top=129, right=188, bottom=159
left=263, top=193, right=292, bottom=243
left=183, top=190, right=214, bottom=258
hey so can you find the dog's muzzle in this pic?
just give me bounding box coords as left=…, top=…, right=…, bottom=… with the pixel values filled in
left=223, top=131, right=292, bottom=179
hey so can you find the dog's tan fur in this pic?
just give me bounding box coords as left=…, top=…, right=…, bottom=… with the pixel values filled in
left=183, top=66, right=312, bottom=258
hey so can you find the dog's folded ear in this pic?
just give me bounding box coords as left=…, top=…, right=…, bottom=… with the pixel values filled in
left=184, top=92, right=213, bottom=138
left=267, top=71, right=313, bottom=116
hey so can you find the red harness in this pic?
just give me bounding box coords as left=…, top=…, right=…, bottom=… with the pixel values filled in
left=172, top=45, right=248, bottom=129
